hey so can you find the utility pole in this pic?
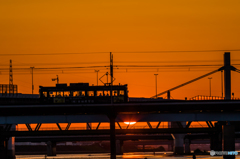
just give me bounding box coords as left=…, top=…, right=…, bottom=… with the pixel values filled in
left=208, top=77, right=212, bottom=97
left=9, top=60, right=13, bottom=94
left=30, top=67, right=34, bottom=94
left=110, top=52, right=113, bottom=104
left=109, top=52, right=116, bottom=159
left=154, top=74, right=158, bottom=99
left=95, top=70, right=99, bottom=86
left=110, top=52, right=113, bottom=85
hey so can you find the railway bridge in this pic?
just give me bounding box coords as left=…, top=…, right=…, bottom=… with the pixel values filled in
left=0, top=101, right=240, bottom=159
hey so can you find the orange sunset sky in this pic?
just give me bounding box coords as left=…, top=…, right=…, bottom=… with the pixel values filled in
left=1, top=0, right=240, bottom=99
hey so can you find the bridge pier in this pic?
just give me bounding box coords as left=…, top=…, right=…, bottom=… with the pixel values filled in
left=109, top=114, right=116, bottom=159
left=222, top=124, right=235, bottom=159
left=170, top=122, right=185, bottom=154
left=116, top=140, right=123, bottom=155
left=173, top=134, right=184, bottom=154
left=211, top=122, right=223, bottom=151
left=47, top=141, right=56, bottom=156
left=7, top=137, right=15, bottom=159
left=0, top=139, right=7, bottom=159
left=8, top=125, right=15, bottom=159
left=168, top=143, right=173, bottom=151
left=0, top=138, right=15, bottom=159
left=210, top=132, right=222, bottom=151
left=184, top=138, right=191, bottom=154
left=0, top=125, right=15, bottom=159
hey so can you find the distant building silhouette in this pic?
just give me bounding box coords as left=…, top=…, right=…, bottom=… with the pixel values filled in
left=0, top=84, right=17, bottom=95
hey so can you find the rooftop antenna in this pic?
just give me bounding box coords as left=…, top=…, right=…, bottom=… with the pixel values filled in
left=52, top=75, right=59, bottom=84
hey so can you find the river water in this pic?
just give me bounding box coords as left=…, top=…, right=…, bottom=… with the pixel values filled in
left=15, top=152, right=239, bottom=159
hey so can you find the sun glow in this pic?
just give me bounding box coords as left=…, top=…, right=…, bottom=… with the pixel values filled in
left=124, top=122, right=136, bottom=125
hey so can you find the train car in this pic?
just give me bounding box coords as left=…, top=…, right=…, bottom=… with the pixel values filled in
left=39, top=83, right=128, bottom=104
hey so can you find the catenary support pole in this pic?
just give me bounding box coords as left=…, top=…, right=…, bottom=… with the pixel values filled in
left=109, top=114, right=116, bottom=159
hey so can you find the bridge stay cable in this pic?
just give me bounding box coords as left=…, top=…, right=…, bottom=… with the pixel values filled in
left=151, top=67, right=224, bottom=98
left=233, top=68, right=240, bottom=73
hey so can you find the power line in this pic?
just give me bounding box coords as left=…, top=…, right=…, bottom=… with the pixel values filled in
left=0, top=52, right=109, bottom=56
left=0, top=59, right=239, bottom=68
left=5, top=59, right=240, bottom=67
left=114, top=64, right=222, bottom=67
left=11, top=61, right=109, bottom=66
left=113, top=49, right=240, bottom=53
left=1, top=49, right=240, bottom=56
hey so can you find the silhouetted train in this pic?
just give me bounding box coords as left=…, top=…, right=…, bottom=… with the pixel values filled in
left=39, top=83, right=128, bottom=104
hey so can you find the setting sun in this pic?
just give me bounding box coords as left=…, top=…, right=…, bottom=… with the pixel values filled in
left=124, top=122, right=137, bottom=125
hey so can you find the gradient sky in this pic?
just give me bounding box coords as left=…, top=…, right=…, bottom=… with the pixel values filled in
left=0, top=0, right=240, bottom=99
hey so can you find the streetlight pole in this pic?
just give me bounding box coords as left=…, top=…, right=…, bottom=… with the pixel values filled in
left=208, top=77, right=212, bottom=97
left=221, top=70, right=223, bottom=98
left=154, top=74, right=158, bottom=98
left=30, top=67, right=34, bottom=94
left=95, top=70, right=99, bottom=86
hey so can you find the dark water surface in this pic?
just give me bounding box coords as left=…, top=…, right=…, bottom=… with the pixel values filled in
left=16, top=152, right=239, bottom=159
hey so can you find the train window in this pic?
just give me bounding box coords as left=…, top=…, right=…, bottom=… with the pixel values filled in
left=57, top=91, right=64, bottom=97
left=112, top=90, right=118, bottom=96
left=64, top=91, right=70, bottom=97
left=87, top=91, right=94, bottom=96
left=51, top=92, right=57, bottom=97
left=79, top=91, right=85, bottom=96
left=119, top=90, right=124, bottom=96
left=69, top=91, right=73, bottom=97
left=73, top=91, right=79, bottom=97
left=97, top=91, right=103, bottom=96
left=104, top=90, right=110, bottom=96
left=42, top=92, right=47, bottom=97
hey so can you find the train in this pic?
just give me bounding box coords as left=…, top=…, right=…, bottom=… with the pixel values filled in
left=39, top=83, right=129, bottom=104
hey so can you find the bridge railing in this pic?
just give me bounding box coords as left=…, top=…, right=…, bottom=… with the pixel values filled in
left=189, top=95, right=240, bottom=100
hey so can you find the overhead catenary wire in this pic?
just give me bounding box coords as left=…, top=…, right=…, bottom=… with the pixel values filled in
left=0, top=63, right=225, bottom=76
left=0, top=64, right=225, bottom=71
left=0, top=69, right=226, bottom=75
left=0, top=58, right=239, bottom=79
left=5, top=59, right=240, bottom=67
